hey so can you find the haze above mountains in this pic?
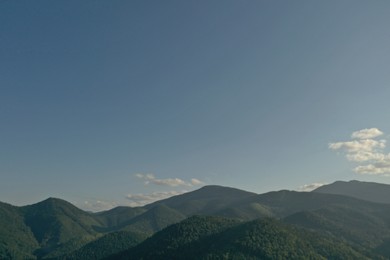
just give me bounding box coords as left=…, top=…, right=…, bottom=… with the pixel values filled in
left=2, top=180, right=390, bottom=259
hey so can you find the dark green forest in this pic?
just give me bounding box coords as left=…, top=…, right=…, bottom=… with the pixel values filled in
left=1, top=180, right=390, bottom=259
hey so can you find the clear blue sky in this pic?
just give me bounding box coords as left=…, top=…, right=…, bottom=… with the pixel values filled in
left=1, top=0, right=390, bottom=211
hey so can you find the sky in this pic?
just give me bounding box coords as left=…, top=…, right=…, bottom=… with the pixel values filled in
left=1, top=0, right=390, bottom=211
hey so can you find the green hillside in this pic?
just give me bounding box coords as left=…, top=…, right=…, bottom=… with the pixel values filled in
left=0, top=202, right=38, bottom=259
left=93, top=206, right=147, bottom=232
left=0, top=197, right=184, bottom=259
left=121, top=204, right=186, bottom=234
left=111, top=215, right=240, bottom=259
left=111, top=216, right=371, bottom=260
left=61, top=230, right=147, bottom=260
left=284, top=203, right=390, bottom=253
left=2, top=181, right=390, bottom=259
left=21, top=198, right=104, bottom=258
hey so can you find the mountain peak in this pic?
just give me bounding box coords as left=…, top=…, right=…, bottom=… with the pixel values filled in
left=195, top=185, right=257, bottom=195
left=42, top=197, right=68, bottom=203
left=313, top=180, right=390, bottom=204
left=33, top=197, right=75, bottom=208
left=144, top=185, right=257, bottom=216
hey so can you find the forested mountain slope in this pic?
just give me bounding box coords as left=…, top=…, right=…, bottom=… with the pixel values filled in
left=2, top=182, right=390, bottom=259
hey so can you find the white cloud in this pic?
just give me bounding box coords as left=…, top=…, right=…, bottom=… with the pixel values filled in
left=354, top=164, right=389, bottom=175
left=190, top=178, right=204, bottom=185
left=125, top=190, right=185, bottom=207
left=351, top=128, right=383, bottom=139
left=298, top=182, right=327, bottom=192
left=329, top=128, right=390, bottom=176
left=151, top=178, right=188, bottom=187
left=79, top=200, right=118, bottom=212
left=135, top=173, right=204, bottom=187
left=329, top=139, right=386, bottom=154
left=346, top=152, right=387, bottom=162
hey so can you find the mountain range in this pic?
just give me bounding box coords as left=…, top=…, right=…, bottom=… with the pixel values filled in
left=1, top=180, right=390, bottom=259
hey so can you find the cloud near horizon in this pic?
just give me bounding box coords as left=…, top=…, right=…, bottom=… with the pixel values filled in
left=78, top=200, right=119, bottom=212
left=329, top=128, right=390, bottom=176
left=135, top=173, right=205, bottom=187
left=125, top=190, right=185, bottom=207
left=298, top=182, right=327, bottom=192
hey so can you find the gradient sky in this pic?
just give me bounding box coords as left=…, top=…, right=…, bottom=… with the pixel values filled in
left=2, top=0, right=390, bottom=211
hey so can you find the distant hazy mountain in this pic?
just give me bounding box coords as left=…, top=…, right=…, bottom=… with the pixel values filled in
left=2, top=181, right=390, bottom=259
left=313, top=180, right=390, bottom=204
left=218, top=188, right=386, bottom=220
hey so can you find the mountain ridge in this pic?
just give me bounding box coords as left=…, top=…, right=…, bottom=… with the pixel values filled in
left=2, top=180, right=390, bottom=259
left=313, top=180, right=390, bottom=204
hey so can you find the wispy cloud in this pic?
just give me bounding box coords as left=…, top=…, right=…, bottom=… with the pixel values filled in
left=125, top=190, right=185, bottom=207
left=329, top=128, right=390, bottom=176
left=298, top=182, right=327, bottom=192
left=78, top=200, right=119, bottom=212
left=190, top=178, right=204, bottom=185
left=135, top=173, right=205, bottom=187
left=351, top=128, right=384, bottom=139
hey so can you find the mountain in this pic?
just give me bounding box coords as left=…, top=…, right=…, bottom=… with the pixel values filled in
left=224, top=189, right=376, bottom=219
left=284, top=202, right=390, bottom=255
left=93, top=206, right=147, bottom=232
left=3, top=181, right=390, bottom=259
left=145, top=185, right=257, bottom=216
left=0, top=202, right=38, bottom=259
left=313, top=180, right=390, bottom=204
left=61, top=230, right=148, bottom=260
left=111, top=215, right=239, bottom=260
left=110, top=216, right=371, bottom=260
left=12, top=198, right=183, bottom=258
left=0, top=186, right=254, bottom=258
left=120, top=204, right=186, bottom=234
left=21, top=198, right=104, bottom=258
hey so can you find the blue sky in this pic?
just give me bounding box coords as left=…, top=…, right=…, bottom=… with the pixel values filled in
left=1, top=0, right=390, bottom=211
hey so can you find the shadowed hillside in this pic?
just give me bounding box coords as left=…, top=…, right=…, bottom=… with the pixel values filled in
left=61, top=230, right=148, bottom=260
left=110, top=216, right=371, bottom=260
left=21, top=198, right=103, bottom=258
left=0, top=202, right=38, bottom=259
